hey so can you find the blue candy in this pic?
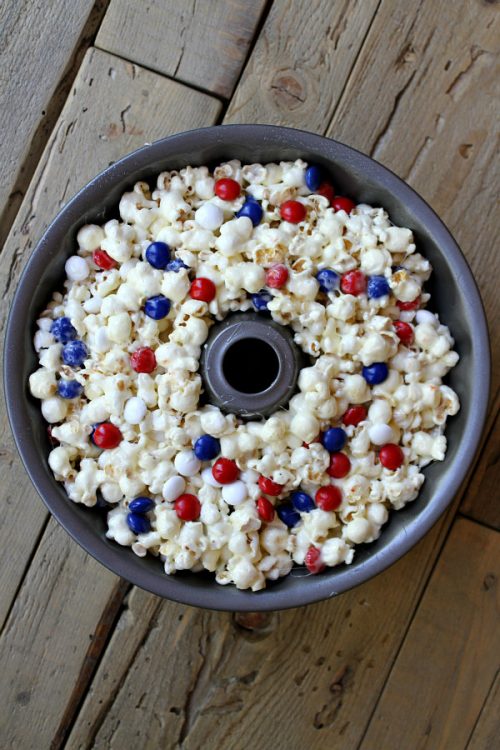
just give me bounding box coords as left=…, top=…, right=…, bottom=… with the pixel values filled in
left=321, top=427, right=347, bottom=453
left=316, top=268, right=340, bottom=293
left=367, top=275, right=390, bottom=298
left=145, top=241, right=171, bottom=269
left=62, top=340, right=88, bottom=367
left=362, top=362, right=389, bottom=385
left=166, top=258, right=189, bottom=272
left=51, top=317, right=77, bottom=344
left=129, top=496, right=155, bottom=513
left=236, top=199, right=263, bottom=226
left=305, top=164, right=323, bottom=191
left=144, top=295, right=171, bottom=320
left=126, top=513, right=151, bottom=535
left=194, top=434, right=221, bottom=461
left=57, top=380, right=83, bottom=399
left=251, top=290, right=273, bottom=311
left=291, top=491, right=315, bottom=512
left=277, top=504, right=301, bottom=528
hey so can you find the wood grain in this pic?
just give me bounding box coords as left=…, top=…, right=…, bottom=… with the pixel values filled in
left=225, top=0, right=380, bottom=127
left=0, top=0, right=102, bottom=244
left=466, top=670, right=500, bottom=750
left=461, top=390, right=500, bottom=530
left=0, top=47, right=220, bottom=632
left=66, top=507, right=455, bottom=750
left=96, top=0, right=268, bottom=98
left=0, top=520, right=125, bottom=749
left=360, top=518, right=500, bottom=750
left=327, top=0, right=500, bottom=395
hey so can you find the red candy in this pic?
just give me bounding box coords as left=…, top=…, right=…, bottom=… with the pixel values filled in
left=343, top=405, right=367, bottom=426
left=280, top=200, right=306, bottom=224
left=315, top=485, right=342, bottom=511
left=190, top=277, right=216, bottom=303
left=266, top=264, right=289, bottom=289
left=130, top=346, right=157, bottom=373
left=341, top=270, right=366, bottom=296
left=212, top=458, right=239, bottom=484
left=394, top=320, right=414, bottom=346
left=327, top=452, right=351, bottom=479
left=258, top=475, right=284, bottom=497
left=332, top=196, right=355, bottom=213
left=214, top=178, right=240, bottom=201
left=92, top=422, right=122, bottom=449
left=379, top=443, right=404, bottom=470
left=316, top=182, right=335, bottom=204
left=93, top=249, right=117, bottom=270
left=305, top=546, right=325, bottom=575
left=175, top=493, right=201, bottom=521
left=397, top=295, right=420, bottom=311
left=257, top=496, right=275, bottom=522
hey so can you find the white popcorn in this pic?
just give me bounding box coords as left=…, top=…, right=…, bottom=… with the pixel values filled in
left=29, top=368, right=57, bottom=399
left=30, top=158, right=459, bottom=591
left=77, top=224, right=105, bottom=252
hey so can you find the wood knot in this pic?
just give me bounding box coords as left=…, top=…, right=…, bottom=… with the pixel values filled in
left=269, top=71, right=306, bottom=110
left=482, top=572, right=496, bottom=591
left=233, top=611, right=275, bottom=639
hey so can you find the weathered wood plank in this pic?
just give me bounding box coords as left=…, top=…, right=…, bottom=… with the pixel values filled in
left=461, top=390, right=500, bottom=530
left=0, top=0, right=105, bottom=245
left=225, top=0, right=380, bottom=127
left=0, top=520, right=125, bottom=749
left=466, top=670, right=500, bottom=750
left=0, top=48, right=220, bottom=631
left=96, top=0, right=268, bottom=98
left=327, top=0, right=500, bottom=394
left=360, top=519, right=500, bottom=750
left=66, top=505, right=456, bottom=750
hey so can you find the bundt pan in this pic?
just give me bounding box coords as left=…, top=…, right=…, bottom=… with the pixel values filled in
left=4, top=125, right=490, bottom=611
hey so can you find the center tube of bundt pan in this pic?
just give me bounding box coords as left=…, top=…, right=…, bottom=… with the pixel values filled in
left=200, top=312, right=306, bottom=420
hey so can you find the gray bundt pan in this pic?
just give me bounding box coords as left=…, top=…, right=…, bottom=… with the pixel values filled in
left=4, top=125, right=490, bottom=611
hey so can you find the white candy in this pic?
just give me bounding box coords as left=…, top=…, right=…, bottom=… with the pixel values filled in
left=201, top=466, right=223, bottom=487
left=162, top=475, right=186, bottom=501
left=41, top=397, right=68, bottom=423
left=65, top=255, right=89, bottom=282
left=174, top=450, right=201, bottom=477
left=195, top=203, right=224, bottom=230
left=221, top=480, right=247, bottom=506
left=368, top=423, right=394, bottom=445
left=123, top=397, right=147, bottom=424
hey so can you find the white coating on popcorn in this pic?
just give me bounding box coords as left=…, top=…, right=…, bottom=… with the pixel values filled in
left=29, top=159, right=460, bottom=591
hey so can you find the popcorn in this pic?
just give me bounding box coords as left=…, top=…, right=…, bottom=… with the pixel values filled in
left=28, top=158, right=460, bottom=591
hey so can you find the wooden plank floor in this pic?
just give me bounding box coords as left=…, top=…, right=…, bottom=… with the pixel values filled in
left=0, top=1, right=498, bottom=748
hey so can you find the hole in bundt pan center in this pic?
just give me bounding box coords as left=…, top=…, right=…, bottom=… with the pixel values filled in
left=222, top=338, right=279, bottom=394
